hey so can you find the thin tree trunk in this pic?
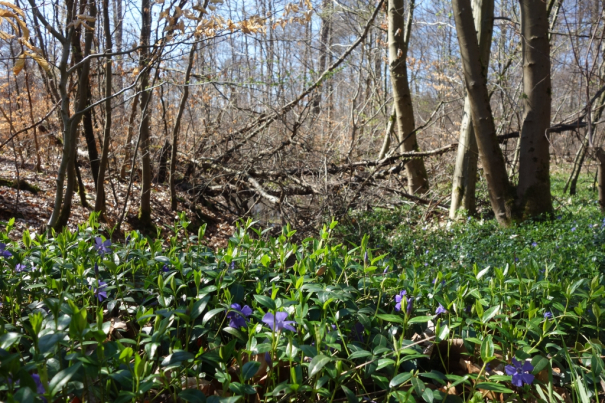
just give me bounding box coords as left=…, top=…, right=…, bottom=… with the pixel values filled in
left=387, top=0, right=429, bottom=194
left=312, top=0, right=332, bottom=114
left=566, top=90, right=605, bottom=194
left=23, top=60, right=42, bottom=172
left=56, top=0, right=97, bottom=227
left=138, top=0, right=153, bottom=226
left=94, top=0, right=113, bottom=214
left=449, top=0, right=493, bottom=219
left=75, top=158, right=89, bottom=207
left=71, top=0, right=100, bottom=187
left=120, top=94, right=139, bottom=179
left=377, top=104, right=396, bottom=160
left=516, top=0, right=553, bottom=218
left=170, top=41, right=198, bottom=210
left=452, top=0, right=513, bottom=226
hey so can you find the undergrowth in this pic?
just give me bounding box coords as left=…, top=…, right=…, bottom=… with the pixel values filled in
left=0, top=172, right=603, bottom=402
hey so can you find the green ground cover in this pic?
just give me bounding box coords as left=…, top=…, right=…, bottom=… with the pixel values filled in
left=0, top=173, right=604, bottom=402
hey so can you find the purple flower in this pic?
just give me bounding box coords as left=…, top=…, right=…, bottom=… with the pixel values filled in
left=162, top=264, right=170, bottom=272
left=351, top=322, right=364, bottom=342
left=90, top=280, right=108, bottom=302
left=94, top=237, right=112, bottom=257
left=572, top=227, right=576, bottom=232
left=227, top=303, right=252, bottom=329
left=32, top=374, right=45, bottom=395
left=230, top=261, right=235, bottom=270
left=94, top=263, right=99, bottom=276
left=544, top=311, right=553, bottom=320
left=15, top=263, right=27, bottom=273
left=383, top=265, right=389, bottom=274
left=406, top=297, right=414, bottom=316
left=531, top=242, right=537, bottom=247
left=363, top=252, right=368, bottom=265
left=505, top=358, right=534, bottom=387
left=432, top=278, right=446, bottom=286
left=125, top=235, right=131, bottom=244
left=394, top=290, right=407, bottom=312
left=264, top=352, right=273, bottom=368
left=0, top=243, right=12, bottom=258
left=262, top=311, right=297, bottom=332
left=435, top=303, right=447, bottom=316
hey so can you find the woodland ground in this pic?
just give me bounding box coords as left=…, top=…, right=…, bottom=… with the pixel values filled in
left=1, top=154, right=605, bottom=402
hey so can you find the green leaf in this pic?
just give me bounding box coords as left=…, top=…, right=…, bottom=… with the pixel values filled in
left=38, top=333, right=65, bottom=355
left=592, top=353, right=604, bottom=377
left=241, top=361, right=261, bottom=380
left=407, top=316, right=433, bottom=324
left=475, top=382, right=513, bottom=393
left=376, top=314, right=405, bottom=324
left=480, top=335, right=494, bottom=363
left=0, top=332, right=20, bottom=349
left=202, top=308, right=225, bottom=325
left=476, top=266, right=490, bottom=280
left=389, top=372, right=413, bottom=388
left=348, top=350, right=372, bottom=360
left=341, top=385, right=359, bottom=403
left=191, top=295, right=211, bottom=319
left=411, top=376, right=427, bottom=400
left=481, top=306, right=500, bottom=324
left=253, top=295, right=276, bottom=311
left=308, top=354, right=332, bottom=378
left=14, top=387, right=35, bottom=403
left=436, top=324, right=449, bottom=341
left=179, top=389, right=207, bottom=403
left=161, top=351, right=195, bottom=366
left=48, top=362, right=82, bottom=397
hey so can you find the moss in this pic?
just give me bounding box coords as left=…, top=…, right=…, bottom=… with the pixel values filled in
left=0, top=178, right=40, bottom=194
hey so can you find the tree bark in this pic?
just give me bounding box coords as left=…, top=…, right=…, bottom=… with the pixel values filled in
left=566, top=91, right=605, bottom=195
left=120, top=94, right=139, bottom=179
left=387, top=0, right=429, bottom=194
left=312, top=0, right=332, bottom=114
left=94, top=0, right=113, bottom=215
left=452, top=0, right=513, bottom=226
left=515, top=0, right=553, bottom=218
left=138, top=0, right=153, bottom=226
left=70, top=0, right=100, bottom=187
left=170, top=41, right=198, bottom=210
left=449, top=0, right=493, bottom=219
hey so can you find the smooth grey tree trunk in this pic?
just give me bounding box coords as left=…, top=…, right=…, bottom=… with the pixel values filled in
left=387, top=0, right=429, bottom=194
left=515, top=0, right=553, bottom=218
left=452, top=0, right=513, bottom=226
left=449, top=0, right=493, bottom=219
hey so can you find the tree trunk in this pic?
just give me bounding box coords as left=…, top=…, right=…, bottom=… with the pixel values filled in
left=387, top=0, right=429, bottom=194
left=452, top=0, right=513, bottom=226
left=120, top=94, right=139, bottom=179
left=138, top=0, right=153, bottom=226
left=449, top=0, right=493, bottom=219
left=312, top=0, right=332, bottom=114
left=595, top=148, right=605, bottom=213
left=170, top=41, right=198, bottom=210
left=566, top=91, right=605, bottom=195
left=156, top=140, right=171, bottom=183
left=70, top=0, right=100, bottom=187
left=515, top=0, right=553, bottom=218
left=94, top=0, right=113, bottom=214
left=377, top=104, right=396, bottom=160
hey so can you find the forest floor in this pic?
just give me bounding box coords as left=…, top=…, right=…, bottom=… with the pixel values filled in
left=0, top=154, right=236, bottom=248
